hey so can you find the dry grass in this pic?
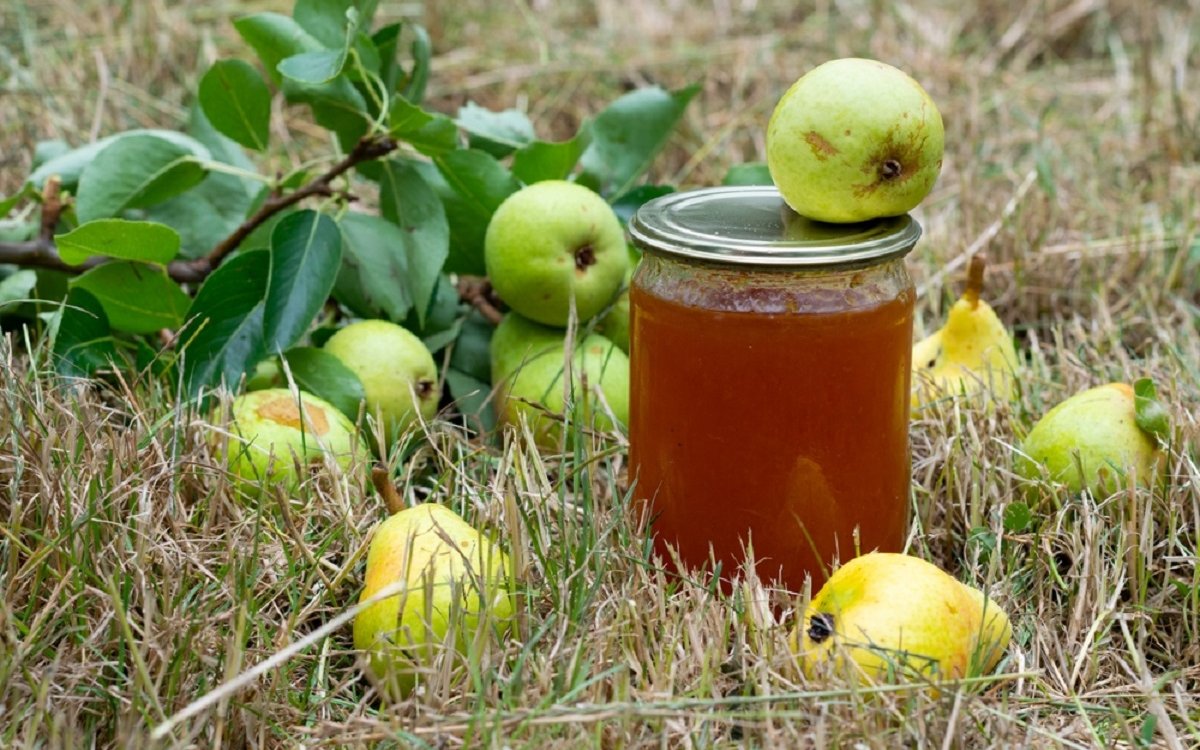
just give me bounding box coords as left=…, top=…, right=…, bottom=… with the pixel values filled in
left=2, top=0, right=1200, bottom=747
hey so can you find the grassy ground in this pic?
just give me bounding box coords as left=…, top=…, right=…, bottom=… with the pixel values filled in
left=3, top=0, right=1200, bottom=747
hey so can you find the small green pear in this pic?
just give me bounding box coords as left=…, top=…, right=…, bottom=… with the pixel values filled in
left=496, top=333, right=629, bottom=448
left=767, top=58, right=944, bottom=223
left=224, top=388, right=363, bottom=492
left=323, top=320, right=440, bottom=451
left=353, top=502, right=514, bottom=699
left=489, top=312, right=567, bottom=385
left=1016, top=383, right=1162, bottom=495
left=596, top=249, right=638, bottom=354
left=790, top=552, right=1011, bottom=687
left=485, top=180, right=628, bottom=326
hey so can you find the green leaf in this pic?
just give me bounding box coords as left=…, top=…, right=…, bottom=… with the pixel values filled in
left=280, top=346, right=366, bottom=421
left=234, top=12, right=369, bottom=150
left=401, top=24, right=431, bottom=104
left=372, top=22, right=403, bottom=93
left=406, top=273, right=461, bottom=341
left=279, top=49, right=347, bottom=85
left=456, top=102, right=535, bottom=158
left=449, top=310, right=494, bottom=384
left=26, top=130, right=212, bottom=190
left=69, top=262, right=190, bottom=335
left=32, top=140, right=70, bottom=170
left=1002, top=502, right=1033, bottom=533
left=264, top=211, right=342, bottom=353
left=1133, top=377, right=1170, bottom=443
left=178, top=250, right=269, bottom=396
left=75, top=135, right=208, bottom=222
left=294, top=0, right=377, bottom=47
left=511, top=125, right=592, bottom=184
left=55, top=219, right=181, bottom=266
left=0, top=270, right=38, bottom=311
left=579, top=84, right=699, bottom=197
left=0, top=184, right=36, bottom=218
left=610, top=184, right=675, bottom=226
left=434, top=149, right=521, bottom=226
left=388, top=96, right=458, bottom=156
left=146, top=106, right=258, bottom=260
left=445, top=369, right=495, bottom=434
left=53, top=287, right=116, bottom=379
left=333, top=211, right=414, bottom=322
left=198, top=60, right=272, bottom=152
left=378, top=160, right=449, bottom=327
left=722, top=162, right=773, bottom=186
left=278, top=5, right=356, bottom=84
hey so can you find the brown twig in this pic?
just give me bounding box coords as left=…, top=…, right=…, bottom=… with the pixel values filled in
left=371, top=465, right=405, bottom=516
left=456, top=275, right=505, bottom=325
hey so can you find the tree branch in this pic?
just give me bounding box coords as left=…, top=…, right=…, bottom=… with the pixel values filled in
left=0, top=136, right=398, bottom=284
left=455, top=275, right=505, bottom=325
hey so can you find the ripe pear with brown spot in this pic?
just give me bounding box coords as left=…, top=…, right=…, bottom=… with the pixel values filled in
left=791, top=552, right=1011, bottom=687
left=224, top=388, right=364, bottom=492
left=1016, top=382, right=1163, bottom=495
left=767, top=58, right=944, bottom=223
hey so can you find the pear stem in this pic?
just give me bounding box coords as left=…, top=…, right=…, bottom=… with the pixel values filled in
left=371, top=465, right=405, bottom=516
left=963, top=254, right=987, bottom=308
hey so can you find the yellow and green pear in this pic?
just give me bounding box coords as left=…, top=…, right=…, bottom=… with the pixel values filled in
left=354, top=502, right=514, bottom=698
left=791, top=552, right=1011, bottom=687
left=1016, top=382, right=1162, bottom=495
left=767, top=58, right=944, bottom=223
left=911, top=256, right=1019, bottom=413
left=224, top=388, right=363, bottom=492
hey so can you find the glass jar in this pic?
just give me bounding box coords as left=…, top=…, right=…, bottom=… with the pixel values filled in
left=627, top=186, right=920, bottom=592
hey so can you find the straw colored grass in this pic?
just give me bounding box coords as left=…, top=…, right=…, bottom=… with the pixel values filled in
left=2, top=0, right=1199, bottom=747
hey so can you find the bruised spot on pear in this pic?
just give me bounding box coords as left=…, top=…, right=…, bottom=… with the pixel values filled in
left=805, top=131, right=839, bottom=160
left=257, top=396, right=330, bottom=435
left=807, top=613, right=835, bottom=644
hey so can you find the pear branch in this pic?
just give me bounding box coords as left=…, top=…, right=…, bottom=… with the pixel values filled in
left=456, top=275, right=505, bottom=325
left=0, top=135, right=398, bottom=284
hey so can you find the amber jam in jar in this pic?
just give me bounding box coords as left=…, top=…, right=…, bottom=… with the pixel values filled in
left=627, top=187, right=920, bottom=592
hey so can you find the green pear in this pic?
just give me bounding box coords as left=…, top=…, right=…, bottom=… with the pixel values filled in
left=1016, top=383, right=1162, bottom=495
left=791, top=552, right=1011, bottom=687
left=224, top=388, right=363, bottom=492
left=353, top=503, right=514, bottom=699
left=246, top=358, right=282, bottom=391
left=323, top=320, right=440, bottom=450
left=767, top=58, right=944, bottom=223
left=485, top=180, right=628, bottom=327
left=489, top=312, right=567, bottom=385
left=496, top=333, right=629, bottom=448
left=596, top=248, right=638, bottom=354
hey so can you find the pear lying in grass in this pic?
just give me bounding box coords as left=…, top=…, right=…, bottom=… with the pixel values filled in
left=354, top=482, right=514, bottom=699
left=596, top=247, right=640, bottom=354
left=1015, top=382, right=1163, bottom=495
left=224, top=388, right=363, bottom=492
left=912, top=256, right=1018, bottom=413
left=495, top=332, right=629, bottom=448
left=323, top=320, right=440, bottom=452
left=791, top=552, right=1011, bottom=687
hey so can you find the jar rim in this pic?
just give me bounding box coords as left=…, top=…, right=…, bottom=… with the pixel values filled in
left=628, top=186, right=922, bottom=267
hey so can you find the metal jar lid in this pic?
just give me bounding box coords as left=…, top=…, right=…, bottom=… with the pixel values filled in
left=628, top=185, right=921, bottom=267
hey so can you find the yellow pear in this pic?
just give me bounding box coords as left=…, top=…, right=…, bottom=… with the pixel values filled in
left=791, top=552, right=1011, bottom=687
left=912, top=256, right=1018, bottom=413
left=353, top=498, right=514, bottom=698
